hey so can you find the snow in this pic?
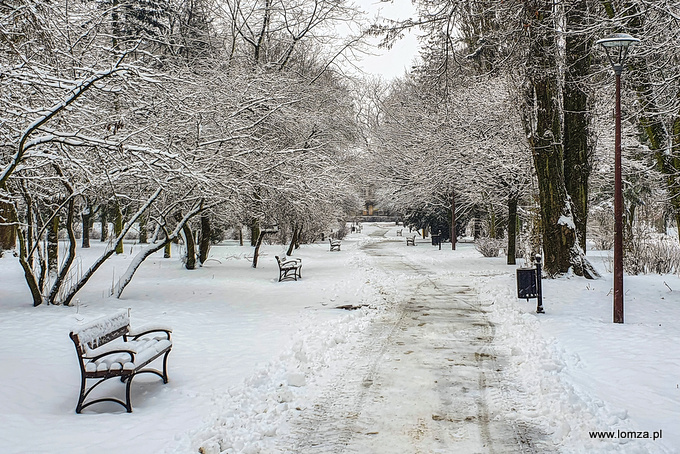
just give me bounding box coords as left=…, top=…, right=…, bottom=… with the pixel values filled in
left=0, top=223, right=678, bottom=453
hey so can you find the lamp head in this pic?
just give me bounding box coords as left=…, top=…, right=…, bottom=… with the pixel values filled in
left=596, top=33, right=640, bottom=75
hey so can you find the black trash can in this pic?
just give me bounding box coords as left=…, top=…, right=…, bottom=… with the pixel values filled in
left=431, top=234, right=440, bottom=246
left=516, top=268, right=538, bottom=300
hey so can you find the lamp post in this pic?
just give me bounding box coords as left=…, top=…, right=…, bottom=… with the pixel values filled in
left=596, top=33, right=640, bottom=324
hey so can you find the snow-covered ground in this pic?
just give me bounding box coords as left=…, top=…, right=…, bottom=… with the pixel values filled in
left=0, top=223, right=678, bottom=453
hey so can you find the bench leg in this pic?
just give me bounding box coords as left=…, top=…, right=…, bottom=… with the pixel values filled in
left=124, top=375, right=134, bottom=413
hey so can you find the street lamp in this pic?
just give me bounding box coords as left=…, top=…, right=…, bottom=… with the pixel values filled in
left=596, top=33, right=640, bottom=324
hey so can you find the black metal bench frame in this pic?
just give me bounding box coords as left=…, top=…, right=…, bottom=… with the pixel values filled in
left=406, top=235, right=416, bottom=246
left=276, top=255, right=302, bottom=281
left=69, top=310, right=172, bottom=413
left=329, top=238, right=341, bottom=251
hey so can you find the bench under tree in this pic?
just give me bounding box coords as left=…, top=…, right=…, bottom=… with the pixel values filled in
left=406, top=235, right=417, bottom=246
left=276, top=255, right=302, bottom=281
left=69, top=309, right=172, bottom=413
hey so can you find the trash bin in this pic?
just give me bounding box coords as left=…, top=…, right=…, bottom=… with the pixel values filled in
left=516, top=268, right=538, bottom=300
left=431, top=234, right=440, bottom=246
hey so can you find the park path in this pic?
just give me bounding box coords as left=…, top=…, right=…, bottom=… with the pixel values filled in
left=285, top=227, right=552, bottom=453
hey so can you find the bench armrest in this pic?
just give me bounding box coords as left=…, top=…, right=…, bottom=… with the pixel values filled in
left=126, top=323, right=172, bottom=340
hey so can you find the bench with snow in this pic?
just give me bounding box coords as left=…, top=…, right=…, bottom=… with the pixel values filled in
left=69, top=309, right=172, bottom=413
left=406, top=235, right=416, bottom=246
left=329, top=238, right=341, bottom=251
left=276, top=255, right=302, bottom=282
left=396, top=229, right=403, bottom=236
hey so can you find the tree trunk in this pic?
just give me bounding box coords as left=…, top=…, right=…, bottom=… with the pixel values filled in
left=100, top=207, right=108, bottom=241
left=139, top=213, right=148, bottom=244
left=286, top=223, right=297, bottom=256
left=563, top=0, right=593, bottom=253
left=47, top=213, right=59, bottom=277
left=198, top=213, right=211, bottom=264
left=182, top=222, right=196, bottom=270
left=250, top=221, right=260, bottom=247
left=0, top=199, right=16, bottom=251
left=47, top=199, right=77, bottom=304
left=81, top=209, right=91, bottom=248
left=522, top=0, right=595, bottom=277
left=114, top=203, right=124, bottom=254
left=294, top=225, right=302, bottom=249
left=252, top=231, right=266, bottom=268
left=17, top=227, right=42, bottom=306
left=507, top=195, right=518, bottom=265
left=164, top=241, right=171, bottom=258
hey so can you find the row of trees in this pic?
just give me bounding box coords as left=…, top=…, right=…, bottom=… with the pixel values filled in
left=0, top=0, right=367, bottom=305
left=2, top=0, right=678, bottom=307
left=366, top=0, right=680, bottom=277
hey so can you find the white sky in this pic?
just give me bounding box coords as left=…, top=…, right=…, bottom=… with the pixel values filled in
left=354, top=0, right=420, bottom=80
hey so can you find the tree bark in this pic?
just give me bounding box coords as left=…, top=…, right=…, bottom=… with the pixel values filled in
left=507, top=195, right=518, bottom=265
left=182, top=222, right=196, bottom=270
left=252, top=231, right=266, bottom=268
left=198, top=213, right=211, bottom=264
left=563, top=0, right=593, bottom=253
left=522, top=0, right=596, bottom=277
left=114, top=203, right=124, bottom=254
left=250, top=221, right=260, bottom=247
left=286, top=223, right=297, bottom=257
left=100, top=206, right=108, bottom=241
left=47, top=213, right=59, bottom=277
left=139, top=212, right=148, bottom=244
left=81, top=209, right=91, bottom=248
left=17, top=227, right=43, bottom=306
left=47, top=199, right=77, bottom=304
left=0, top=199, right=16, bottom=251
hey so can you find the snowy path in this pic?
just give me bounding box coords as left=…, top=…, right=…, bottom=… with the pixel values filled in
left=282, top=230, right=552, bottom=453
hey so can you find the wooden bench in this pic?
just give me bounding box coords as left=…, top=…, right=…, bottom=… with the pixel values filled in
left=329, top=238, right=341, bottom=251
left=396, top=229, right=403, bottom=236
left=69, top=309, right=172, bottom=413
left=406, top=235, right=416, bottom=246
left=276, top=255, right=302, bottom=281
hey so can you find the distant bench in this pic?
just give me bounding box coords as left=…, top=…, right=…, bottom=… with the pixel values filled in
left=276, top=255, right=302, bottom=281
left=329, top=238, right=341, bottom=251
left=396, top=229, right=403, bottom=236
left=406, top=235, right=416, bottom=246
left=69, top=309, right=172, bottom=413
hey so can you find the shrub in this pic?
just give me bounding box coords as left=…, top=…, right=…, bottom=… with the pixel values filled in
left=623, top=228, right=680, bottom=275
left=475, top=237, right=503, bottom=257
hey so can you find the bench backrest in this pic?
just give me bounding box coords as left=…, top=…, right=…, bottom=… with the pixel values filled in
left=70, top=309, right=130, bottom=353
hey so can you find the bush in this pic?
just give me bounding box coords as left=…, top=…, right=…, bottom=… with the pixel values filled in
left=475, top=237, right=503, bottom=257
left=623, top=228, right=680, bottom=275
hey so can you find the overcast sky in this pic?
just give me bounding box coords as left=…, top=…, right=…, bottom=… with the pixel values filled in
left=354, top=0, right=420, bottom=80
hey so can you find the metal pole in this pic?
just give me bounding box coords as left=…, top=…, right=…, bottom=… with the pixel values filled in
left=613, top=72, right=624, bottom=323
left=535, top=255, right=544, bottom=314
